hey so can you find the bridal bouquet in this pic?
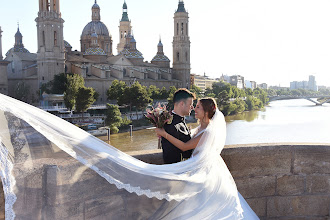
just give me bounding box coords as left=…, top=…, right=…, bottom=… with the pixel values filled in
left=145, top=105, right=173, bottom=128
left=145, top=105, right=173, bottom=149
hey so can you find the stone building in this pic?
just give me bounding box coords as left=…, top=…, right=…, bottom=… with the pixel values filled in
left=0, top=26, right=9, bottom=95
left=0, top=0, right=191, bottom=105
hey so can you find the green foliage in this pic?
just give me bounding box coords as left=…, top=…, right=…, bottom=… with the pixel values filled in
left=118, top=116, right=132, bottom=130
left=93, top=90, right=100, bottom=101
left=110, top=126, right=119, bottom=134
left=253, top=88, right=268, bottom=105
left=148, top=85, right=160, bottom=99
left=130, top=82, right=153, bottom=111
left=107, top=80, right=128, bottom=101
left=190, top=85, right=203, bottom=98
left=75, top=87, right=95, bottom=113
left=64, top=74, right=85, bottom=111
left=167, top=86, right=177, bottom=110
left=14, top=82, right=30, bottom=102
left=105, top=104, right=122, bottom=130
left=159, top=87, right=169, bottom=99
left=51, top=73, right=69, bottom=94
left=204, top=87, right=215, bottom=98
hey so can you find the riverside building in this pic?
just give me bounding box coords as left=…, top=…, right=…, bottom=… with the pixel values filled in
left=0, top=0, right=191, bottom=105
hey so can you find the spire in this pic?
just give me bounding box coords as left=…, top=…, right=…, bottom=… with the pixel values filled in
left=14, top=23, right=23, bottom=48
left=0, top=26, right=3, bottom=60
left=90, top=26, right=99, bottom=48
left=92, top=0, right=101, bottom=21
left=121, top=0, right=129, bottom=21
left=176, top=0, right=186, bottom=13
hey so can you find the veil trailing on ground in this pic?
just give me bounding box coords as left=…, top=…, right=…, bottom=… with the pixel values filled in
left=0, top=94, right=257, bottom=219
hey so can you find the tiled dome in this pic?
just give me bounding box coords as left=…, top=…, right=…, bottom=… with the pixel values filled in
left=6, top=47, right=30, bottom=56
left=120, top=48, right=143, bottom=59
left=81, top=21, right=110, bottom=37
left=83, top=47, right=106, bottom=55
left=151, top=54, right=170, bottom=62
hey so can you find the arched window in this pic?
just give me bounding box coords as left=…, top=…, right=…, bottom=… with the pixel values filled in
left=121, top=32, right=123, bottom=39
left=177, top=23, right=179, bottom=35
left=186, top=23, right=188, bottom=35
left=53, top=0, right=56, bottom=11
left=177, top=52, right=180, bottom=61
left=185, top=52, right=188, bottom=61
left=54, top=31, right=57, bottom=46
left=42, top=31, right=45, bottom=46
left=46, top=0, right=50, bottom=11
left=181, top=23, right=184, bottom=35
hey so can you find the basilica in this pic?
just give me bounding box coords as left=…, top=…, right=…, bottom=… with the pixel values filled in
left=0, top=0, right=191, bottom=104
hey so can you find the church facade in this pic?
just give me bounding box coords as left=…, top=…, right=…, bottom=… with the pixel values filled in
left=0, top=0, right=191, bottom=105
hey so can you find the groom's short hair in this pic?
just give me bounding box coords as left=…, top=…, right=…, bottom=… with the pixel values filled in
left=173, top=88, right=196, bottom=104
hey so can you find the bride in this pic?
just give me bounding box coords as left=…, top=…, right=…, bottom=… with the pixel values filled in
left=0, top=94, right=259, bottom=219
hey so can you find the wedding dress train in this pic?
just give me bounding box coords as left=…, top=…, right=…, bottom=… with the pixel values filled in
left=0, top=94, right=258, bottom=219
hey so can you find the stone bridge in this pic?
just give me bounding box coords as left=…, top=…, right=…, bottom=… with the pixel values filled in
left=1, top=144, right=330, bottom=219
left=268, top=95, right=330, bottom=105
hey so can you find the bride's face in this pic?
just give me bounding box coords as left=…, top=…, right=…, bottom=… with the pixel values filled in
left=194, top=101, right=205, bottom=120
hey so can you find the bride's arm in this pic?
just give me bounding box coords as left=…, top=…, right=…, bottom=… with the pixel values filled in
left=155, top=128, right=202, bottom=151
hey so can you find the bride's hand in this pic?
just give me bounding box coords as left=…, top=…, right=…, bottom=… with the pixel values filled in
left=155, top=128, right=166, bottom=137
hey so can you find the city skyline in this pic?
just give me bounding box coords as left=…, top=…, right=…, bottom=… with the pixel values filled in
left=1, top=0, right=330, bottom=87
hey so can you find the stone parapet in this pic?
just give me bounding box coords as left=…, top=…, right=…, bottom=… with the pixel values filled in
left=0, top=144, right=330, bottom=219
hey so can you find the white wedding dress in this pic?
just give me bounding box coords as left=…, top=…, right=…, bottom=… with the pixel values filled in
left=0, top=94, right=258, bottom=219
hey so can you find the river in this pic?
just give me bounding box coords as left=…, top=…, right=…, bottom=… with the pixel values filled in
left=99, top=99, right=330, bottom=152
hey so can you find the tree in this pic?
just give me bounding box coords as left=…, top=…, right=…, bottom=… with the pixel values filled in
left=167, top=86, right=177, bottom=110
left=190, top=85, right=203, bottom=98
left=51, top=73, right=69, bottom=94
left=148, top=85, right=160, bottom=100
left=107, top=80, right=127, bottom=101
left=130, top=81, right=152, bottom=111
left=105, top=104, right=123, bottom=134
left=204, top=87, right=215, bottom=97
left=75, top=87, right=96, bottom=113
left=64, top=74, right=84, bottom=111
left=253, top=88, right=268, bottom=105
left=14, top=82, right=30, bottom=102
left=159, top=87, right=168, bottom=99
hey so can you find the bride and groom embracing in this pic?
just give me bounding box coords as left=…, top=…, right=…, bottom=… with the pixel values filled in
left=155, top=88, right=259, bottom=219
left=0, top=91, right=259, bottom=219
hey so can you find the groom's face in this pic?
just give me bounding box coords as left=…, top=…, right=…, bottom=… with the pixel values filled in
left=182, top=98, right=194, bottom=116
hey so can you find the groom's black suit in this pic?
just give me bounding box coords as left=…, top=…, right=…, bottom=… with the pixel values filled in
left=162, top=112, right=193, bottom=164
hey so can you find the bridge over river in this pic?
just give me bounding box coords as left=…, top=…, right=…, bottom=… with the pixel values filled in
left=268, top=95, right=330, bottom=105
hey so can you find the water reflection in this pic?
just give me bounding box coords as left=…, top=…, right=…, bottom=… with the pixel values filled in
left=99, top=99, right=330, bottom=151
left=226, top=110, right=260, bottom=122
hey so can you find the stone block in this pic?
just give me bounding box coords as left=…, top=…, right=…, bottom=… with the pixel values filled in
left=236, top=176, right=276, bottom=198
left=306, top=174, right=330, bottom=194
left=245, top=197, right=267, bottom=217
left=267, top=195, right=330, bottom=217
left=293, top=145, right=330, bottom=175
left=0, top=181, right=4, bottom=220
left=276, top=175, right=305, bottom=196
left=222, top=145, right=292, bottom=178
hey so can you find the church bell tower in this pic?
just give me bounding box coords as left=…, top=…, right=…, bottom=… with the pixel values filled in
left=35, top=0, right=65, bottom=85
left=117, top=1, right=132, bottom=54
left=172, top=0, right=191, bottom=89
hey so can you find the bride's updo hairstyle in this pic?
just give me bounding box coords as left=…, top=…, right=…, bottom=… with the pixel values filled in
left=199, top=98, right=217, bottom=119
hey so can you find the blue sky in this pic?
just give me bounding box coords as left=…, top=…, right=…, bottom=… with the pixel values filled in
left=1, top=0, right=330, bottom=87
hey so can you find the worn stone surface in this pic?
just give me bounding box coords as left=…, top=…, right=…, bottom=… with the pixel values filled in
left=222, top=145, right=292, bottom=178
left=0, top=181, right=4, bottom=220
left=276, top=175, right=305, bottom=196
left=267, top=195, right=330, bottom=217
left=293, top=145, right=330, bottom=175
left=245, top=197, right=267, bottom=217
left=236, top=176, right=276, bottom=198
left=306, top=174, right=330, bottom=194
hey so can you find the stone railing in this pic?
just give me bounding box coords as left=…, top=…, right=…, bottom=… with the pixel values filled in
left=1, top=144, right=330, bottom=219
left=130, top=143, right=330, bottom=219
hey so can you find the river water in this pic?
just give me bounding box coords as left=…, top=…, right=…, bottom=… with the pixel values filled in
left=100, top=99, right=330, bottom=152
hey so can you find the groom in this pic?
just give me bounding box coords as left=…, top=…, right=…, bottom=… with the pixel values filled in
left=162, top=88, right=196, bottom=164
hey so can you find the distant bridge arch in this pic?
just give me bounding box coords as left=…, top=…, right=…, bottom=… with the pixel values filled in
left=268, top=95, right=330, bottom=105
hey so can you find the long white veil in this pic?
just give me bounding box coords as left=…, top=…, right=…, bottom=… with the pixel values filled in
left=0, top=94, right=255, bottom=219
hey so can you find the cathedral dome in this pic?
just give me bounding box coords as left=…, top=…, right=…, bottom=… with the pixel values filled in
left=83, top=47, right=106, bottom=55
left=92, top=2, right=100, bottom=9
left=81, top=21, right=110, bottom=37
left=5, top=47, right=30, bottom=57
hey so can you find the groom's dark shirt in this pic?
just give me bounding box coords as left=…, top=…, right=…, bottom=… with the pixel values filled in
left=162, top=112, right=193, bottom=164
